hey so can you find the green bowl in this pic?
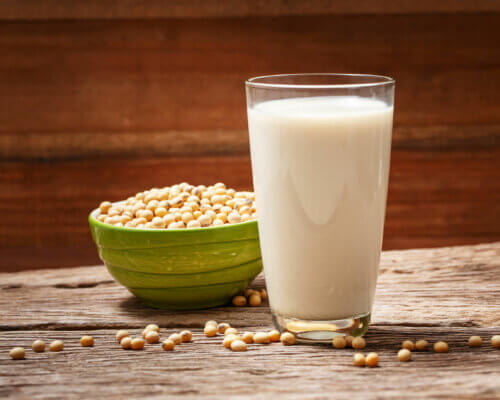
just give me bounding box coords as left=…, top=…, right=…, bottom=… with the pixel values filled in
left=89, top=210, right=262, bottom=310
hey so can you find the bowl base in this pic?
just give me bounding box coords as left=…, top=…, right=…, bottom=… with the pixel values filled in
left=128, top=280, right=250, bottom=310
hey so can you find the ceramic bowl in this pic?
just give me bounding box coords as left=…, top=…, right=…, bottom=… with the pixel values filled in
left=89, top=209, right=262, bottom=310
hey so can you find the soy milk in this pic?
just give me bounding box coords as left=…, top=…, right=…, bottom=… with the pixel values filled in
left=247, top=96, right=393, bottom=320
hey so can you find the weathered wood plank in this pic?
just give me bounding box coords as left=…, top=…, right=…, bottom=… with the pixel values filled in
left=1, top=15, right=499, bottom=134
left=0, top=0, right=499, bottom=21
left=2, top=149, right=499, bottom=271
left=1, top=13, right=499, bottom=269
left=0, top=243, right=499, bottom=399
left=0, top=326, right=499, bottom=399
left=1, top=243, right=498, bottom=330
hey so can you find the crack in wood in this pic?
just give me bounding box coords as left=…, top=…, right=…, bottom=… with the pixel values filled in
left=0, top=285, right=22, bottom=290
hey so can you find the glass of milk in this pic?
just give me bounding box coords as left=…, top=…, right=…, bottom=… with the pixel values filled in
left=246, top=74, right=394, bottom=342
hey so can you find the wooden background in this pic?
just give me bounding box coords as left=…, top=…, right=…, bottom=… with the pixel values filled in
left=1, top=1, right=499, bottom=271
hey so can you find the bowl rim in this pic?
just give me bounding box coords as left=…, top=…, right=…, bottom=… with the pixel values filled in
left=89, top=208, right=257, bottom=233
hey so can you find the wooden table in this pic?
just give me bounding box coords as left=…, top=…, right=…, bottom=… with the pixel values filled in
left=1, top=242, right=499, bottom=399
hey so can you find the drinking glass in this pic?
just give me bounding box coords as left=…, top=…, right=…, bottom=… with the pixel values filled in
left=246, top=74, right=395, bottom=342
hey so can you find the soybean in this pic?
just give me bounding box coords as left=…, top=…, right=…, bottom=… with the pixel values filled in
left=80, top=336, right=94, bottom=347
left=217, top=323, right=230, bottom=334
left=32, top=340, right=46, bottom=353
left=402, top=340, right=415, bottom=351
left=180, top=330, right=193, bottom=343
left=224, top=328, right=238, bottom=336
left=366, top=352, right=379, bottom=368
left=248, top=294, right=262, bottom=307
left=254, top=332, right=270, bottom=344
left=97, top=183, right=257, bottom=229
left=232, top=296, right=247, bottom=307
left=231, top=340, right=247, bottom=352
left=223, top=334, right=240, bottom=349
left=269, top=330, right=281, bottom=342
left=10, top=347, right=25, bottom=360
left=398, top=349, right=411, bottom=362
left=352, top=337, right=366, bottom=350
left=131, top=338, right=145, bottom=350
left=145, top=331, right=160, bottom=344
left=469, top=336, right=482, bottom=347
left=353, top=353, right=365, bottom=367
left=116, top=330, right=130, bottom=343
left=415, top=340, right=429, bottom=351
left=242, top=332, right=255, bottom=344
left=204, top=325, right=217, bottom=337
left=121, top=337, right=132, bottom=350
left=162, top=339, right=175, bottom=351
left=332, top=336, right=347, bottom=349
left=280, top=332, right=296, bottom=346
left=49, top=340, right=64, bottom=352
left=169, top=333, right=182, bottom=345
left=434, top=341, right=449, bottom=353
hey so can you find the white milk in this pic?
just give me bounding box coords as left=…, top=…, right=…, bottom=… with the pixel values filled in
left=247, top=96, right=393, bottom=320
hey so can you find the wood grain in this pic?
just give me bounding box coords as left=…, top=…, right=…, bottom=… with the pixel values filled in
left=1, top=15, right=499, bottom=134
left=0, top=327, right=499, bottom=399
left=1, top=125, right=498, bottom=161
left=1, top=243, right=498, bottom=329
left=1, top=0, right=499, bottom=21
left=0, top=243, right=499, bottom=399
left=1, top=150, right=499, bottom=271
left=1, top=13, right=499, bottom=269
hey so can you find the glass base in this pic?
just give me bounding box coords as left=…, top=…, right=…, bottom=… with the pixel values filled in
left=272, top=311, right=371, bottom=343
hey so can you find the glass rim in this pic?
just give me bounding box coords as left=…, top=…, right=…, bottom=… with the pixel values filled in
left=246, top=73, right=395, bottom=89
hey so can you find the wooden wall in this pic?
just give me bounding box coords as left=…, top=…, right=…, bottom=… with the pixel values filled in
left=1, top=2, right=499, bottom=271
